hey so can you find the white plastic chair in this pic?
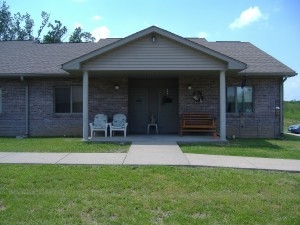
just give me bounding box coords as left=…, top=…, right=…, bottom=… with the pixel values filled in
left=108, top=114, right=128, bottom=137
left=89, top=114, right=108, bottom=138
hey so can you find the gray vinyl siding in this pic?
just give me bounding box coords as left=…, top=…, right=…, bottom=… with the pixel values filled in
left=82, top=34, right=227, bottom=71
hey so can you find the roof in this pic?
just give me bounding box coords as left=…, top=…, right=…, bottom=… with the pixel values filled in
left=189, top=38, right=296, bottom=75
left=0, top=39, right=116, bottom=76
left=0, top=26, right=296, bottom=77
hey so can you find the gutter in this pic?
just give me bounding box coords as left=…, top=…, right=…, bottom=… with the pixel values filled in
left=0, top=73, right=71, bottom=78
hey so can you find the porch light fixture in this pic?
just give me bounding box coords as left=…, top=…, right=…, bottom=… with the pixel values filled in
left=241, top=75, right=247, bottom=88
left=275, top=106, right=280, bottom=118
left=152, top=35, right=156, bottom=43
left=187, top=85, right=192, bottom=90
left=114, top=84, right=119, bottom=90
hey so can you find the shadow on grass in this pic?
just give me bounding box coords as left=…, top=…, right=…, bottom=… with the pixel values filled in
left=181, top=135, right=300, bottom=150
left=180, top=135, right=300, bottom=159
left=180, top=139, right=281, bottom=150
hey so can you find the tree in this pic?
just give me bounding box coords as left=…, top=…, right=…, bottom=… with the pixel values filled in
left=1, top=1, right=95, bottom=43
left=0, top=1, right=13, bottom=40
left=69, top=27, right=95, bottom=43
left=43, top=20, right=67, bottom=43
left=35, top=11, right=50, bottom=41
left=0, top=1, right=34, bottom=41
left=13, top=12, right=34, bottom=40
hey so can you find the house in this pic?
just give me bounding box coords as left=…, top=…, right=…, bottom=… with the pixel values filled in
left=0, top=26, right=297, bottom=140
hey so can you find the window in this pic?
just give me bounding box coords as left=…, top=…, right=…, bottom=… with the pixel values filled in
left=55, top=86, right=82, bottom=113
left=227, top=86, right=253, bottom=113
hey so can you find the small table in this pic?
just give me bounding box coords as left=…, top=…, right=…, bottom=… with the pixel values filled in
left=147, top=124, right=158, bottom=134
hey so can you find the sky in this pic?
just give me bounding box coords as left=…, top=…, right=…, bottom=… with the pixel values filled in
left=5, top=0, right=300, bottom=100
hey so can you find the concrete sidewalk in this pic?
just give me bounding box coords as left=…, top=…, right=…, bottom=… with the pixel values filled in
left=124, top=141, right=190, bottom=165
left=0, top=142, right=299, bottom=172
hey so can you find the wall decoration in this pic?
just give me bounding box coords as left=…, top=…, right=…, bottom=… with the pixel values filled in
left=192, top=90, right=204, bottom=103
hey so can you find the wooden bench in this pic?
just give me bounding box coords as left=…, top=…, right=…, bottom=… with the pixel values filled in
left=179, top=113, right=217, bottom=137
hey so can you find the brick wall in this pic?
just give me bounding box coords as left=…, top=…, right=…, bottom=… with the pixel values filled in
left=226, top=77, right=281, bottom=138
left=0, top=78, right=26, bottom=136
left=179, top=76, right=219, bottom=115
left=1, top=75, right=280, bottom=138
left=89, top=77, right=128, bottom=122
left=0, top=77, right=128, bottom=137
left=29, top=78, right=83, bottom=136
left=179, top=76, right=281, bottom=138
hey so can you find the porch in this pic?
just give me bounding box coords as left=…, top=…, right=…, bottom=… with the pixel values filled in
left=84, top=72, right=227, bottom=141
left=61, top=26, right=248, bottom=141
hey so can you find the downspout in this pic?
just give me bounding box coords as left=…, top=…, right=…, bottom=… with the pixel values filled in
left=21, top=76, right=29, bottom=137
left=280, top=75, right=288, bottom=135
left=25, top=84, right=29, bottom=136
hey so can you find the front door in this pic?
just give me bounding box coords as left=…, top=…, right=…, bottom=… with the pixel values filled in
left=129, top=79, right=178, bottom=134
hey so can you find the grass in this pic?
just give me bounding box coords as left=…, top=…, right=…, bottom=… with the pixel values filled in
left=0, top=138, right=130, bottom=153
left=180, top=135, right=300, bottom=159
left=0, top=165, right=299, bottom=225
left=1, top=136, right=300, bottom=159
left=0, top=103, right=299, bottom=224
left=284, top=101, right=300, bottom=132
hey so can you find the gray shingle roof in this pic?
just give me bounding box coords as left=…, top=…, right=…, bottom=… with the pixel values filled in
left=0, top=36, right=296, bottom=76
left=189, top=38, right=296, bottom=75
left=0, top=39, right=117, bottom=75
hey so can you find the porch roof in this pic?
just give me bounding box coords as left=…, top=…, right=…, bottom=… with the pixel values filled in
left=0, top=26, right=297, bottom=77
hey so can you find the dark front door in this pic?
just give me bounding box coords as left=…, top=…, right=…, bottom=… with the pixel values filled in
left=129, top=79, right=178, bottom=134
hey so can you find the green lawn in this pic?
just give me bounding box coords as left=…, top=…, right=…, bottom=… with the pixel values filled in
left=0, top=138, right=130, bottom=153
left=180, top=135, right=300, bottom=159
left=284, top=101, right=300, bottom=132
left=0, top=103, right=299, bottom=224
left=1, top=135, right=300, bottom=159
left=0, top=165, right=299, bottom=225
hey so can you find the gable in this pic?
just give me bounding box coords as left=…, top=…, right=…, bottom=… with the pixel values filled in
left=81, top=34, right=227, bottom=71
left=62, top=26, right=246, bottom=72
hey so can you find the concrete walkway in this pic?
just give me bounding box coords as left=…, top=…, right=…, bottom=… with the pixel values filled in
left=124, top=141, right=190, bottom=165
left=0, top=141, right=300, bottom=172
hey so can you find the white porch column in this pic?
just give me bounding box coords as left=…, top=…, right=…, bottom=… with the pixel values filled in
left=82, top=71, right=89, bottom=141
left=219, top=70, right=226, bottom=141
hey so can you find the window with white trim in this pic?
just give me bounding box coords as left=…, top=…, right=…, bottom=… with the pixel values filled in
left=54, top=86, right=82, bottom=113
left=227, top=86, right=253, bottom=113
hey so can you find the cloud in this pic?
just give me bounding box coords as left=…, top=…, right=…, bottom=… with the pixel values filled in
left=92, top=26, right=110, bottom=41
left=198, top=32, right=209, bottom=39
left=93, top=15, right=102, bottom=21
left=229, top=6, right=265, bottom=29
